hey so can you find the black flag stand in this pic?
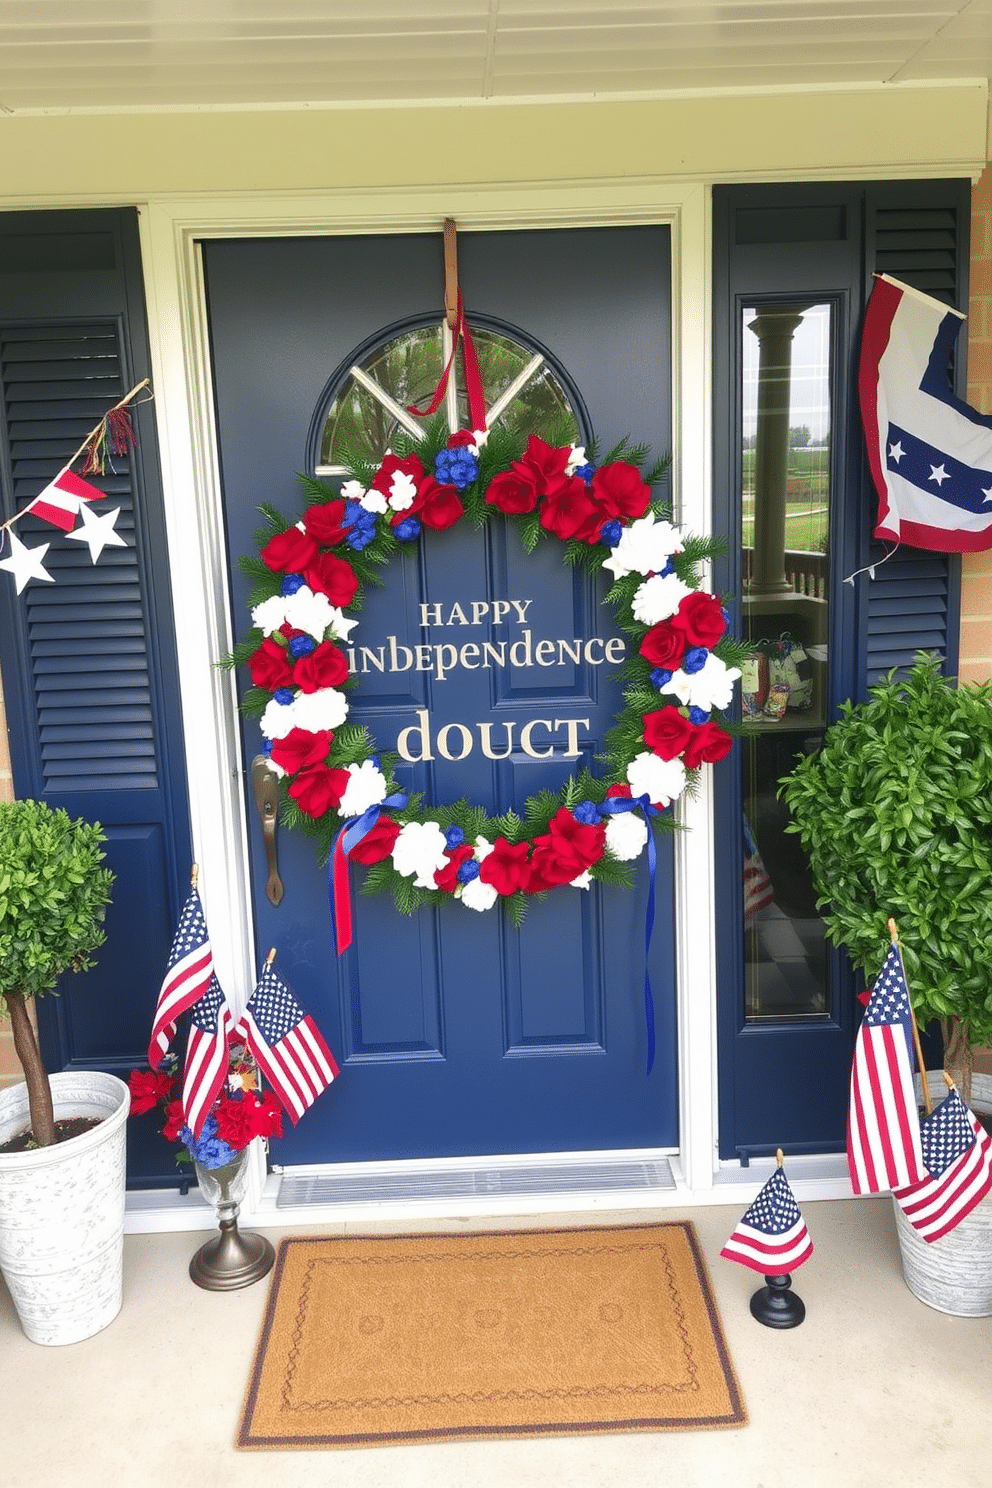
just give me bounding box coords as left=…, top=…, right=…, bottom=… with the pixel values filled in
left=749, top=1270, right=805, bottom=1328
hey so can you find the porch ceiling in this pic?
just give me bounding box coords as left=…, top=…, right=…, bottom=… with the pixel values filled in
left=1, top=0, right=991, bottom=114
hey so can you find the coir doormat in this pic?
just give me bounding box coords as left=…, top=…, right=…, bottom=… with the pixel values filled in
left=237, top=1221, right=746, bottom=1449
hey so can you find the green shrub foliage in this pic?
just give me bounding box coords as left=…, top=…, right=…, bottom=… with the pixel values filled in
left=0, top=799, right=114, bottom=1008
left=779, top=655, right=992, bottom=1043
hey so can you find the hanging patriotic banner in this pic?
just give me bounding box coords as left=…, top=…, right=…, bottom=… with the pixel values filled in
left=859, top=274, right=992, bottom=553
left=28, top=468, right=104, bottom=531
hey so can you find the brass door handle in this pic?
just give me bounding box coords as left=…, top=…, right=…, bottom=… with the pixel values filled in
left=251, top=755, right=284, bottom=906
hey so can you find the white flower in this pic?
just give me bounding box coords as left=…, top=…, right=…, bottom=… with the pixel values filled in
left=360, top=489, right=388, bottom=514
left=565, top=444, right=587, bottom=475
left=251, top=594, right=289, bottom=636
left=460, top=876, right=498, bottom=912
left=340, top=479, right=366, bottom=501
left=631, top=573, right=693, bottom=626
left=605, top=812, right=649, bottom=862
left=391, top=821, right=449, bottom=889
left=260, top=695, right=297, bottom=740
left=474, top=835, right=495, bottom=861
left=338, top=760, right=387, bottom=819
left=388, top=471, right=417, bottom=511
left=469, top=429, right=489, bottom=454
left=282, top=585, right=339, bottom=642
left=289, top=688, right=349, bottom=733
left=601, top=514, right=684, bottom=579
left=627, top=750, right=688, bottom=808
left=664, top=653, right=741, bottom=712
left=570, top=871, right=592, bottom=890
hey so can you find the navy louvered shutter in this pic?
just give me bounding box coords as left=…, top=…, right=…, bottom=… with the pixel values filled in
left=0, top=209, right=193, bottom=1188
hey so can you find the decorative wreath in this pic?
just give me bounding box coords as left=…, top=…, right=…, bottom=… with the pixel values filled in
left=233, top=416, right=746, bottom=926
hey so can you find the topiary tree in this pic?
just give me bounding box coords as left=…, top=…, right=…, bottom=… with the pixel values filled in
left=779, top=655, right=992, bottom=1105
left=0, top=799, right=114, bottom=1146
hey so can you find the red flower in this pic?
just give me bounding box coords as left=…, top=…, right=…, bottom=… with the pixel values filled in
left=162, top=1098, right=185, bottom=1143
left=591, top=461, right=651, bottom=522
left=643, top=705, right=694, bottom=760
left=288, top=763, right=351, bottom=817
left=293, top=640, right=350, bottom=693
left=260, top=524, right=320, bottom=574
left=268, top=727, right=333, bottom=774
left=215, top=1090, right=284, bottom=1148
left=479, top=837, right=532, bottom=895
left=639, top=621, right=686, bottom=670
left=434, top=842, right=475, bottom=893
left=447, top=430, right=477, bottom=448
left=605, top=783, right=632, bottom=799
left=347, top=814, right=401, bottom=864
left=128, top=1068, right=175, bottom=1115
left=485, top=466, right=542, bottom=515
left=528, top=808, right=606, bottom=889
left=519, top=434, right=571, bottom=484
left=539, top=476, right=604, bottom=543
left=527, top=838, right=579, bottom=891
left=682, top=721, right=734, bottom=770
left=408, top=475, right=465, bottom=531
left=248, top=636, right=294, bottom=691
left=304, top=500, right=350, bottom=547
left=304, top=551, right=360, bottom=607
left=670, top=591, right=727, bottom=648
left=370, top=452, right=426, bottom=496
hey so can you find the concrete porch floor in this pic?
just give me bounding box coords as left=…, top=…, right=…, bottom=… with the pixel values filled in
left=2, top=1196, right=987, bottom=1488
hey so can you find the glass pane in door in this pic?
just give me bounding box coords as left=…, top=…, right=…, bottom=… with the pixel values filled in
left=740, top=301, right=831, bottom=1020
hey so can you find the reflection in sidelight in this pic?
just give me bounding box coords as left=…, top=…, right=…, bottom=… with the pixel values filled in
left=741, top=302, right=831, bottom=1021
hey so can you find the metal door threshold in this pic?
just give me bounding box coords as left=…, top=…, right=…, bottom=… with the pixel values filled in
left=276, top=1157, right=676, bottom=1208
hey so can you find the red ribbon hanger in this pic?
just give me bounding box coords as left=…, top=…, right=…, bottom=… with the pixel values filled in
left=407, top=220, right=488, bottom=434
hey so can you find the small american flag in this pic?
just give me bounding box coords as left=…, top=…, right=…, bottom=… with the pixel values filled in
left=893, top=1088, right=992, bottom=1242
left=182, top=974, right=235, bottom=1137
left=847, top=943, right=927, bottom=1194
left=148, top=887, right=214, bottom=1069
left=721, top=1164, right=814, bottom=1275
left=234, top=962, right=339, bottom=1124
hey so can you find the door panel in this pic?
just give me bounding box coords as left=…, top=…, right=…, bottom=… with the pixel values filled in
left=203, top=226, right=675, bottom=1162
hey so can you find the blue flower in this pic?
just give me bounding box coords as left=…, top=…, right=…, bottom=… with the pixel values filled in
left=650, top=668, right=673, bottom=690
left=273, top=687, right=295, bottom=705
left=574, top=463, right=595, bottom=484
left=435, top=448, right=479, bottom=490
left=281, top=573, right=306, bottom=595
left=343, top=504, right=378, bottom=551
left=657, top=559, right=674, bottom=578
left=394, top=517, right=421, bottom=542
left=288, top=633, right=316, bottom=659
left=688, top=706, right=710, bottom=725
left=179, top=1113, right=237, bottom=1170
left=457, top=858, right=480, bottom=883
left=600, top=519, right=623, bottom=547
left=573, top=800, right=601, bottom=825
left=444, top=824, right=465, bottom=849
left=683, top=647, right=709, bottom=675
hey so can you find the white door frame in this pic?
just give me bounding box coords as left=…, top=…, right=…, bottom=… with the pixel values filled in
left=136, top=181, right=721, bottom=1224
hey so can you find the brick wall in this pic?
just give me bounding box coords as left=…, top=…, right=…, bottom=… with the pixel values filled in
left=962, top=163, right=992, bottom=686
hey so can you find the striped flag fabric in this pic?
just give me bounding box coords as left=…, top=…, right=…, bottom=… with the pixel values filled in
left=234, top=962, right=339, bottom=1124
left=859, top=273, right=992, bottom=553
left=147, top=887, right=214, bottom=1069
left=720, top=1164, right=814, bottom=1276
left=847, top=942, right=927, bottom=1194
left=29, top=469, right=104, bottom=531
left=182, top=973, right=236, bottom=1137
left=893, top=1088, right=992, bottom=1242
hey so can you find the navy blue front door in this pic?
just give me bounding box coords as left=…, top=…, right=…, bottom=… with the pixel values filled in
left=204, top=226, right=676, bottom=1162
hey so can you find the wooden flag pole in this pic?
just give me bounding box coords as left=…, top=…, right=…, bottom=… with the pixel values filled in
left=888, top=917, right=933, bottom=1115
left=190, top=862, right=199, bottom=888
left=0, top=376, right=151, bottom=538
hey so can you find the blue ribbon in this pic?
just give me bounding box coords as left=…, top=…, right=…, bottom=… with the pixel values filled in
left=328, top=791, right=409, bottom=951
left=599, top=793, right=662, bottom=1075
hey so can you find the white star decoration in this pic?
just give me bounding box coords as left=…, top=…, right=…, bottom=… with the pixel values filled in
left=888, top=440, right=905, bottom=463
left=66, top=503, right=127, bottom=562
left=929, top=464, right=950, bottom=485
left=983, top=488, right=992, bottom=504
left=0, top=529, right=54, bottom=594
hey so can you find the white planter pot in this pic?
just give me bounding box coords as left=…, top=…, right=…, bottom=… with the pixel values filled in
left=892, top=1072, right=992, bottom=1318
left=0, top=1070, right=130, bottom=1346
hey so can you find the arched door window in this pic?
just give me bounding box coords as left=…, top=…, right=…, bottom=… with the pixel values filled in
left=312, top=315, right=586, bottom=475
